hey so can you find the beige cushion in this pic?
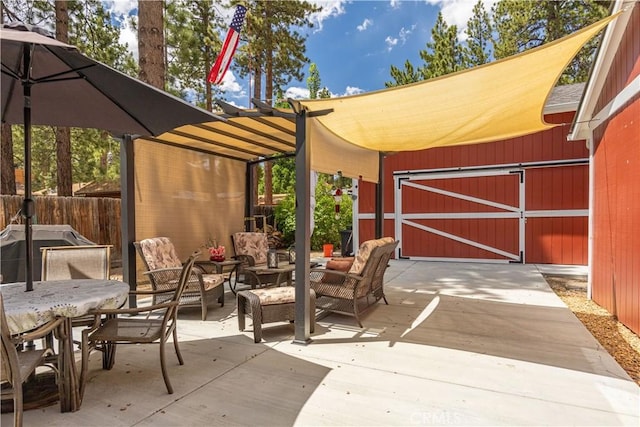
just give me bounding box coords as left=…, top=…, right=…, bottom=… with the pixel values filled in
left=233, top=232, right=269, bottom=265
left=138, top=237, right=182, bottom=269
left=202, top=273, right=225, bottom=290
left=250, top=287, right=296, bottom=306
left=348, top=237, right=395, bottom=275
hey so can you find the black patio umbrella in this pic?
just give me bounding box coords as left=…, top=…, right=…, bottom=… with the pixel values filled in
left=1, top=23, right=221, bottom=291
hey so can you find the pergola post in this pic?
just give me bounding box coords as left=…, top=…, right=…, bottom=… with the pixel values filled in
left=120, top=134, right=137, bottom=307
left=293, top=108, right=312, bottom=344
left=245, top=162, right=255, bottom=231
left=375, top=152, right=384, bottom=238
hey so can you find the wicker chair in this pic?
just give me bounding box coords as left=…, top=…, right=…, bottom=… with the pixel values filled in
left=310, top=237, right=398, bottom=327
left=1, top=294, right=63, bottom=427
left=80, top=251, right=199, bottom=396
left=134, top=237, right=224, bottom=321
left=231, top=232, right=281, bottom=289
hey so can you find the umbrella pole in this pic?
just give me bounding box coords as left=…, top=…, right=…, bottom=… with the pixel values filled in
left=22, top=47, right=34, bottom=292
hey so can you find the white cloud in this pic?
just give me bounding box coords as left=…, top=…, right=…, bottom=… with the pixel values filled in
left=425, top=0, right=498, bottom=40
left=285, top=86, right=311, bottom=100
left=220, top=71, right=245, bottom=98
left=343, top=86, right=364, bottom=96
left=308, top=0, right=347, bottom=32
left=385, top=36, right=398, bottom=51
left=389, top=0, right=402, bottom=9
left=357, top=18, right=373, bottom=32
left=398, top=24, right=416, bottom=44
left=104, top=0, right=138, bottom=59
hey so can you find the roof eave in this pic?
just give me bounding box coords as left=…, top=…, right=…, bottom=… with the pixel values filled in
left=568, top=1, right=635, bottom=141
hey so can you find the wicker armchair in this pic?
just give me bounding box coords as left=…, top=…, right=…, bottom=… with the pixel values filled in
left=310, top=237, right=398, bottom=327
left=80, top=251, right=199, bottom=396
left=231, top=232, right=281, bottom=289
left=134, top=237, right=224, bottom=320
left=1, top=294, right=63, bottom=427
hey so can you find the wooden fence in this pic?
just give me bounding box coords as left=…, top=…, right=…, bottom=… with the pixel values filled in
left=0, top=195, right=122, bottom=255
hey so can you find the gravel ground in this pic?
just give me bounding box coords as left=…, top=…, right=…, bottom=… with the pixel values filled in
left=545, top=275, right=640, bottom=386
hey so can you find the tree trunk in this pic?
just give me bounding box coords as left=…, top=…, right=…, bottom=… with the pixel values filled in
left=55, top=1, right=73, bottom=196
left=1, top=123, right=16, bottom=195
left=263, top=3, right=273, bottom=206
left=138, top=0, right=165, bottom=89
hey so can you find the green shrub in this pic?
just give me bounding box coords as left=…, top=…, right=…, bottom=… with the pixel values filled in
left=275, top=175, right=353, bottom=251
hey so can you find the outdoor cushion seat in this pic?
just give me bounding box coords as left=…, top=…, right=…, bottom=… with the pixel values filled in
left=232, top=232, right=281, bottom=289
left=134, top=237, right=224, bottom=321
left=237, top=287, right=316, bottom=343
left=310, top=237, right=398, bottom=327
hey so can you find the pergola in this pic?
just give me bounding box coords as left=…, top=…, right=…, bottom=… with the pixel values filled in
left=125, top=15, right=614, bottom=342
left=2, top=14, right=616, bottom=344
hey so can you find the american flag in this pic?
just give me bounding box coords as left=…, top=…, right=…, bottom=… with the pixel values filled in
left=207, top=5, right=247, bottom=85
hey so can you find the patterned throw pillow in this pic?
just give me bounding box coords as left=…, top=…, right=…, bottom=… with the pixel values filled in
left=320, top=258, right=354, bottom=284
left=233, top=232, right=269, bottom=265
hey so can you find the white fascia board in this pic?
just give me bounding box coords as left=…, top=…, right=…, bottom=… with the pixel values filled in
left=568, top=1, right=635, bottom=141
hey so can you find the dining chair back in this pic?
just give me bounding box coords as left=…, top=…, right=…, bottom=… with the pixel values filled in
left=41, top=245, right=111, bottom=280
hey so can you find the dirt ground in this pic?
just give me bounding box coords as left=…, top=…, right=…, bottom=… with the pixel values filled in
left=545, top=275, right=640, bottom=386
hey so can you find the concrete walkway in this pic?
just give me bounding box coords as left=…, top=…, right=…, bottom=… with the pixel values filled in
left=4, top=260, right=639, bottom=426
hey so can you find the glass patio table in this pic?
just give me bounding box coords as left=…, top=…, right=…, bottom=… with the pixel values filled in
left=0, top=279, right=129, bottom=412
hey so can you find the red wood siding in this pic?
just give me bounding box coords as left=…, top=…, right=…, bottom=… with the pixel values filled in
left=525, top=165, right=588, bottom=264
left=591, top=3, right=640, bottom=335
left=358, top=111, right=589, bottom=265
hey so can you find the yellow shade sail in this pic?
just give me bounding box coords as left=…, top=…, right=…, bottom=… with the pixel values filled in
left=298, top=14, right=617, bottom=152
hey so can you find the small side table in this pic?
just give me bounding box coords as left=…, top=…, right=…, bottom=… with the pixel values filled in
left=195, top=259, right=241, bottom=294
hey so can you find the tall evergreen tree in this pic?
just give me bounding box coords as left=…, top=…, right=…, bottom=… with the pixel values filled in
left=421, top=12, right=464, bottom=79
left=464, top=0, right=492, bottom=67
left=307, top=63, right=321, bottom=99
left=233, top=0, right=319, bottom=204
left=165, top=0, right=222, bottom=111
left=385, top=60, right=422, bottom=87
left=492, top=0, right=610, bottom=83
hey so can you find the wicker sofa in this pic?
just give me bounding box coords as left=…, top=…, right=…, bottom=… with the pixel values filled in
left=310, top=237, right=398, bottom=327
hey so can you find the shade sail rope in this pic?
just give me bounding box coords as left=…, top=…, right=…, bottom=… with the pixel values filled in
left=298, top=13, right=619, bottom=153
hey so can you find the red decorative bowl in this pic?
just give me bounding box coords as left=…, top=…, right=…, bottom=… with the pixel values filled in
left=210, top=255, right=225, bottom=262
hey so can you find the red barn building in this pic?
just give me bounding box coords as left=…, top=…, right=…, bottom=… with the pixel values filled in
left=569, top=1, right=640, bottom=335
left=357, top=83, right=589, bottom=265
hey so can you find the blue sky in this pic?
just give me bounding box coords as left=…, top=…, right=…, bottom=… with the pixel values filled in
left=107, top=0, right=496, bottom=108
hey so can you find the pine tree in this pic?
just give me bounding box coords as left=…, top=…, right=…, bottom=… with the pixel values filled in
left=307, top=63, right=321, bottom=99
left=492, top=0, right=609, bottom=83
left=420, top=12, right=464, bottom=79
left=385, top=60, right=422, bottom=87
left=464, top=0, right=492, bottom=67
left=165, top=0, right=223, bottom=111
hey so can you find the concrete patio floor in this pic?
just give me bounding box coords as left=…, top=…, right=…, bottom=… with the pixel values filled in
left=4, top=260, right=639, bottom=426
